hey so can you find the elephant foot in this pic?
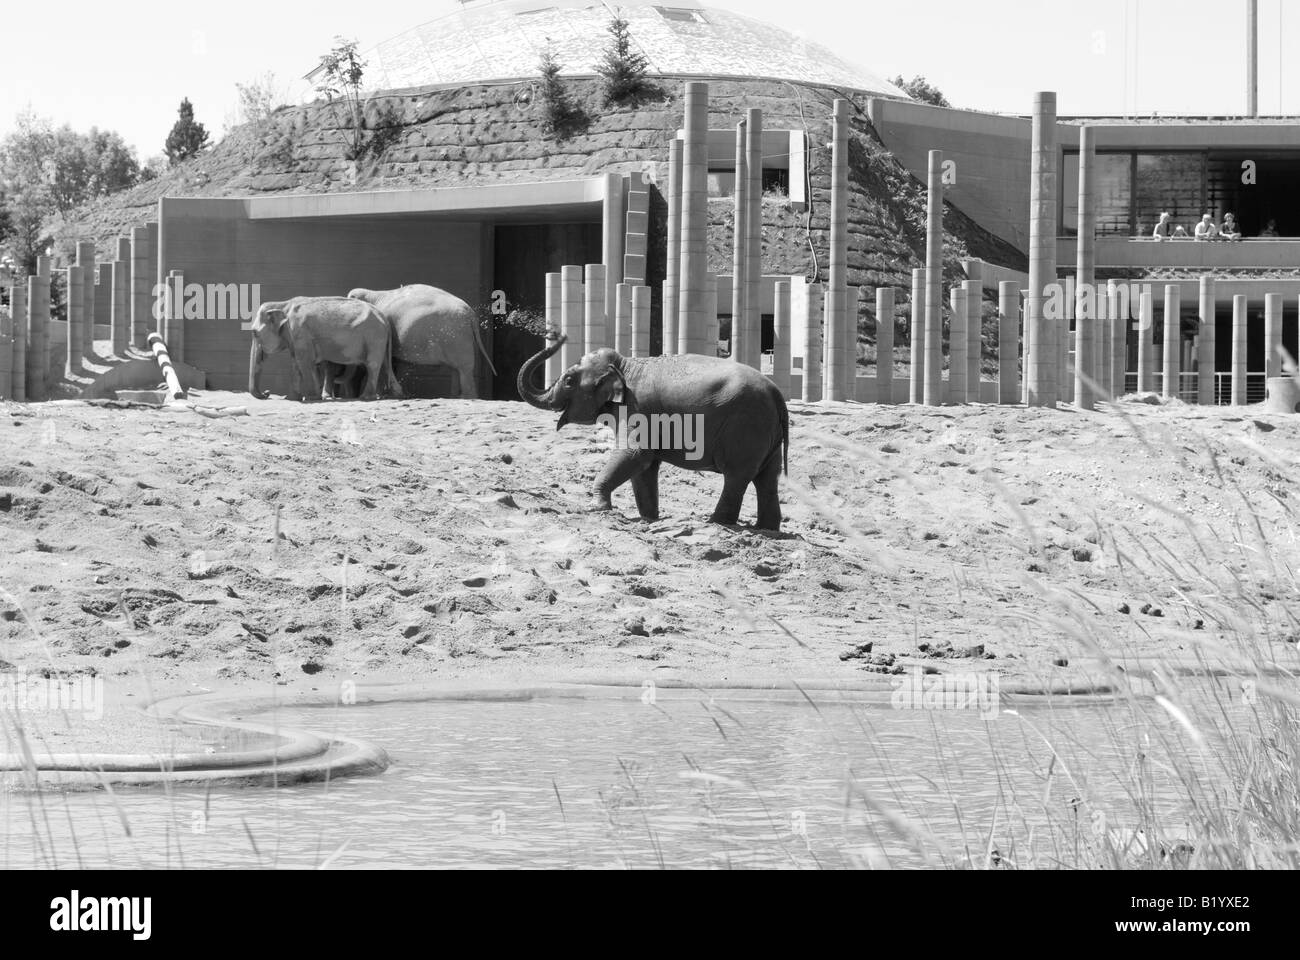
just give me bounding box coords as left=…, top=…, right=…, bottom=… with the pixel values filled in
left=586, top=496, right=614, bottom=514
left=638, top=511, right=660, bottom=523
left=287, top=393, right=304, bottom=403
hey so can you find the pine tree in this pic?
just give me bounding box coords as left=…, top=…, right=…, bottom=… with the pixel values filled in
left=597, top=16, right=657, bottom=107
left=538, top=50, right=581, bottom=138
left=164, top=99, right=210, bottom=166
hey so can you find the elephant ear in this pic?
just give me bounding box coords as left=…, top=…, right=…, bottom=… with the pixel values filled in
left=594, top=367, right=626, bottom=408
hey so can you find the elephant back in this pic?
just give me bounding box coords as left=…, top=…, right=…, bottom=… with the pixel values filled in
left=372, top=285, right=478, bottom=366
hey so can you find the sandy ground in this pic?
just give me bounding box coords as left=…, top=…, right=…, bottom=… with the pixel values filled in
left=2, top=388, right=1298, bottom=752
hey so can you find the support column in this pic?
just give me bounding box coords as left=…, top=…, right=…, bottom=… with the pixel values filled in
left=678, top=82, right=709, bottom=357
left=844, top=287, right=859, bottom=400
left=1231, top=295, right=1248, bottom=406
left=9, top=284, right=26, bottom=402
left=704, top=273, right=718, bottom=355
left=1198, top=277, right=1216, bottom=405
left=825, top=99, right=850, bottom=401
left=731, top=119, right=750, bottom=366
left=545, top=272, right=563, bottom=385
left=876, top=287, right=895, bottom=405
left=147, top=222, right=161, bottom=334
left=803, top=283, right=823, bottom=403
left=77, top=241, right=96, bottom=365
left=1027, top=92, right=1058, bottom=408
left=923, top=150, right=945, bottom=407
left=1075, top=126, right=1096, bottom=409
left=131, top=225, right=152, bottom=350
left=1163, top=284, right=1181, bottom=399
left=26, top=259, right=51, bottom=402
left=910, top=268, right=925, bottom=403
left=561, top=266, right=583, bottom=372
left=745, top=108, right=763, bottom=371
left=112, top=237, right=130, bottom=357
left=66, top=265, right=84, bottom=378
left=963, top=277, right=981, bottom=401
left=602, top=173, right=624, bottom=323
left=631, top=286, right=651, bottom=359
left=0, top=293, right=10, bottom=400
left=664, top=138, right=683, bottom=356
left=773, top=280, right=792, bottom=399
left=1137, top=289, right=1154, bottom=393
left=998, top=281, right=1020, bottom=404
left=584, top=264, right=606, bottom=354
left=614, top=282, right=632, bottom=356
left=949, top=286, right=968, bottom=403
left=1109, top=280, right=1127, bottom=397
left=1095, top=282, right=1111, bottom=399
left=1264, top=293, right=1283, bottom=379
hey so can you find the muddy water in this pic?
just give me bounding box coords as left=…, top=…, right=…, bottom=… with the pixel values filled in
left=1, top=687, right=1242, bottom=869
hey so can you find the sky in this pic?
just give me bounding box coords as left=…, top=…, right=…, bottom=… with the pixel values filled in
left=0, top=0, right=1292, bottom=157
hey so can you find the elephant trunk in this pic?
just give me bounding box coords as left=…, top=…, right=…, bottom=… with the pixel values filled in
left=517, top=335, right=567, bottom=410
left=249, top=338, right=269, bottom=400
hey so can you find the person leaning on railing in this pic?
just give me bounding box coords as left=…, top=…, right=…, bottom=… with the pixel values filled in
left=1194, top=214, right=1220, bottom=241
left=1259, top=219, right=1280, bottom=238
left=1152, top=211, right=1173, bottom=240
left=1219, top=213, right=1243, bottom=241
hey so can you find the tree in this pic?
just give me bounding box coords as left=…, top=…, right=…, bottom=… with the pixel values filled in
left=235, top=72, right=289, bottom=125
left=165, top=98, right=210, bottom=166
left=314, top=38, right=368, bottom=160
left=86, top=128, right=141, bottom=195
left=596, top=15, right=658, bottom=106
left=0, top=111, right=56, bottom=271
left=538, top=50, right=584, bottom=139
left=890, top=75, right=950, bottom=108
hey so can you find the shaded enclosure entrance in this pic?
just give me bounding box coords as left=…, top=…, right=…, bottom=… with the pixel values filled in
left=491, top=222, right=603, bottom=401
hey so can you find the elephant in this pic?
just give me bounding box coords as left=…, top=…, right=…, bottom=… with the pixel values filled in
left=249, top=297, right=401, bottom=402
left=347, top=285, right=497, bottom=399
left=518, top=336, right=789, bottom=531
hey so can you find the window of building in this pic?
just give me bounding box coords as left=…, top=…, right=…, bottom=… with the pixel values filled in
left=655, top=6, right=709, bottom=24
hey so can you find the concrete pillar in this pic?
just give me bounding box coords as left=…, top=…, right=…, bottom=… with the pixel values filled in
left=76, top=241, right=96, bottom=364
left=1109, top=280, right=1126, bottom=397
left=165, top=271, right=185, bottom=362
left=1265, top=293, right=1284, bottom=379
left=844, top=287, right=859, bottom=400
left=678, top=82, right=709, bottom=357
left=745, top=108, right=763, bottom=371
left=963, top=277, right=981, bottom=402
left=631, top=286, right=651, bottom=359
left=664, top=138, right=683, bottom=356
left=26, top=259, right=51, bottom=402
left=602, top=173, right=624, bottom=323
left=614, top=282, right=632, bottom=356
left=1095, top=281, right=1111, bottom=399
left=825, top=99, right=850, bottom=401
left=731, top=119, right=750, bottom=366
left=0, top=294, right=10, bottom=401
left=131, top=225, right=152, bottom=350
left=1198, top=277, right=1216, bottom=405
left=561, top=266, right=583, bottom=373
left=9, top=284, right=26, bottom=402
left=910, top=268, right=925, bottom=403
left=949, top=286, right=968, bottom=403
left=704, top=273, right=719, bottom=355
left=923, top=151, right=945, bottom=407
left=1248, top=0, right=1259, bottom=118
left=998, top=281, right=1020, bottom=404
left=773, top=280, right=792, bottom=399
left=1231, top=295, right=1248, bottom=405
left=544, top=272, right=563, bottom=385
left=1074, top=127, right=1096, bottom=410
left=66, top=265, right=84, bottom=378
left=803, top=283, right=823, bottom=402
left=1060, top=283, right=1074, bottom=404
left=584, top=264, right=606, bottom=354
left=1027, top=92, right=1058, bottom=408
left=876, top=287, right=895, bottom=405
left=1137, top=290, right=1154, bottom=393
left=147, top=222, right=160, bottom=334
left=112, top=237, right=130, bottom=357
left=1163, top=285, right=1181, bottom=399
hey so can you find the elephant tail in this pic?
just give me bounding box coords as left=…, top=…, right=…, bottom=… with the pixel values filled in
left=470, top=313, right=498, bottom=379
left=383, top=319, right=404, bottom=399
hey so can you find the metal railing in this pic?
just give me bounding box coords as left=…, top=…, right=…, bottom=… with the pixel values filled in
left=1122, top=372, right=1265, bottom=404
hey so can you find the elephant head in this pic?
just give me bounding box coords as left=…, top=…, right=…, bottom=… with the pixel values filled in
left=248, top=301, right=290, bottom=400
left=518, top=336, right=628, bottom=430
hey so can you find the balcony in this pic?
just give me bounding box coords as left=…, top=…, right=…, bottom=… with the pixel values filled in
left=1058, top=237, right=1300, bottom=270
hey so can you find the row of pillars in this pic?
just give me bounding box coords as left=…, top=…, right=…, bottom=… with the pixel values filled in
left=542, top=265, right=652, bottom=385
left=0, top=222, right=162, bottom=402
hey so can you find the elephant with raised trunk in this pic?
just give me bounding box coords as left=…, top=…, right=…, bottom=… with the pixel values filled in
left=518, top=336, right=789, bottom=531
left=249, top=297, right=400, bottom=402
left=348, top=285, right=497, bottom=399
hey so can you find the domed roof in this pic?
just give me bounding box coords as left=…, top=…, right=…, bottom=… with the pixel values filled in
left=361, top=0, right=908, bottom=97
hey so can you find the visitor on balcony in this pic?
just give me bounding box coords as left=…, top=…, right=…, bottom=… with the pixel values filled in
left=1173, top=225, right=1190, bottom=239
left=1220, top=213, right=1242, bottom=241
left=1260, top=219, right=1280, bottom=238
left=1195, top=214, right=1220, bottom=241
left=1152, top=212, right=1173, bottom=240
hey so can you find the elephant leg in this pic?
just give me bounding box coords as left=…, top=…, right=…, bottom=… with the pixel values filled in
left=591, top=449, right=653, bottom=512
left=753, top=453, right=783, bottom=532
left=709, top=474, right=750, bottom=527
left=293, top=346, right=319, bottom=403
left=318, top=362, right=340, bottom=400
left=361, top=358, right=382, bottom=401
left=456, top=362, right=480, bottom=401
left=630, top=460, right=661, bottom=521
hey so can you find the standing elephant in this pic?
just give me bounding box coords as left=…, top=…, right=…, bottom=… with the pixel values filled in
left=518, top=336, right=789, bottom=531
left=249, top=297, right=400, bottom=402
left=347, top=285, right=497, bottom=399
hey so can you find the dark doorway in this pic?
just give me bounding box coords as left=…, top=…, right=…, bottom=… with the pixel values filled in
left=492, top=222, right=603, bottom=401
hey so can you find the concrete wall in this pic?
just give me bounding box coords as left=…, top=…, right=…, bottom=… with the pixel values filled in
left=158, top=197, right=491, bottom=395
